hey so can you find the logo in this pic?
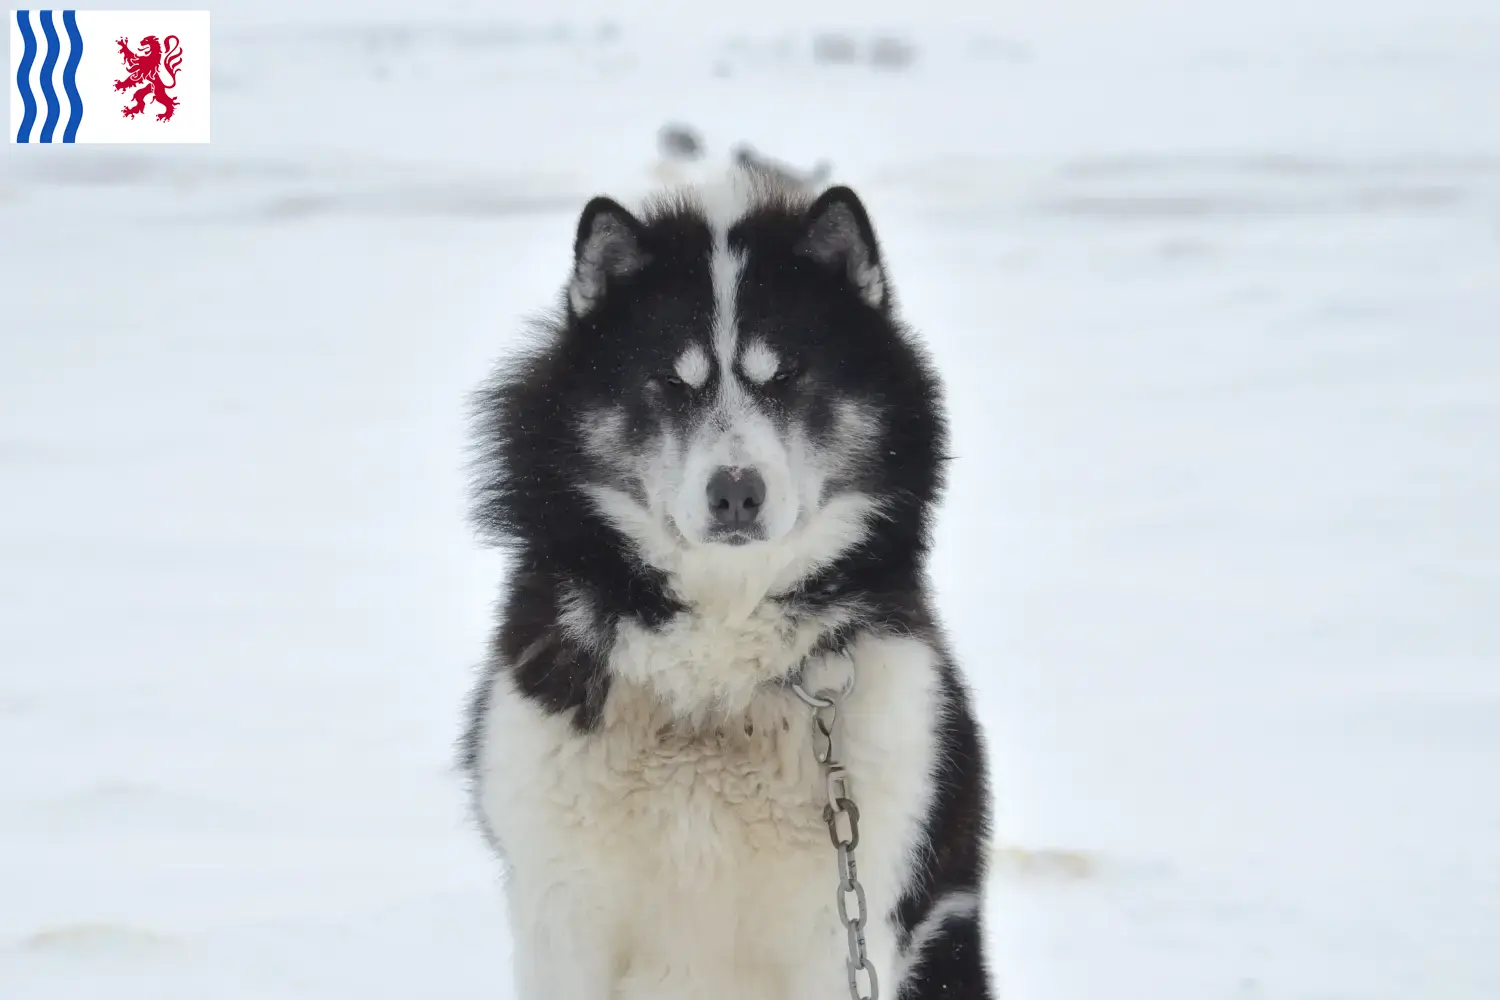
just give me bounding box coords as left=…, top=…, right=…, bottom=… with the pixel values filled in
left=114, top=33, right=182, bottom=121
left=10, top=10, right=210, bottom=143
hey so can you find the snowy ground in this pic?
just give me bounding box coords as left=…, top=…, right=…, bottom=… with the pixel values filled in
left=4, top=2, right=1500, bottom=997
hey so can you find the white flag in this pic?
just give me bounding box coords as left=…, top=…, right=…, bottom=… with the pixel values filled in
left=10, top=9, right=210, bottom=143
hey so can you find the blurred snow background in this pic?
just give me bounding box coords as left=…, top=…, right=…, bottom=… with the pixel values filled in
left=3, top=1, right=1500, bottom=997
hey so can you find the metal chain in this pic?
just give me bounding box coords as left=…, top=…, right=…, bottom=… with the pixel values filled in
left=792, top=673, right=879, bottom=1000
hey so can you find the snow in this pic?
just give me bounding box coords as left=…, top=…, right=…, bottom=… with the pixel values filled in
left=3, top=1, right=1500, bottom=997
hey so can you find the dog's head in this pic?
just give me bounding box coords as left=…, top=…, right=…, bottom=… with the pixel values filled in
left=477, top=170, right=946, bottom=613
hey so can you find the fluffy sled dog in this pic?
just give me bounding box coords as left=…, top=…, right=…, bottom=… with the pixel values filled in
left=460, top=165, right=994, bottom=1000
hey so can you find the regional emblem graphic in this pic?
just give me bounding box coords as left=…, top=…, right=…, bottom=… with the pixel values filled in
left=11, top=10, right=211, bottom=143
left=114, top=33, right=183, bottom=121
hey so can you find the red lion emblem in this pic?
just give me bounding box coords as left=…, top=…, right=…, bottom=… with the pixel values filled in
left=113, top=34, right=184, bottom=121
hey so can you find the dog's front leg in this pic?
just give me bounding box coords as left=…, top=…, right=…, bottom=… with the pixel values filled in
left=508, top=876, right=615, bottom=1000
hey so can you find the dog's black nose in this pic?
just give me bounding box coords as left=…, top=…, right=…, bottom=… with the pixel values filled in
left=707, top=467, right=766, bottom=527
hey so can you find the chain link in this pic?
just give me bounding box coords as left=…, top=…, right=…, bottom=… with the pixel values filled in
left=792, top=675, right=879, bottom=1000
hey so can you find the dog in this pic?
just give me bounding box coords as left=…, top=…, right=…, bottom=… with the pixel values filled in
left=459, top=164, right=994, bottom=1000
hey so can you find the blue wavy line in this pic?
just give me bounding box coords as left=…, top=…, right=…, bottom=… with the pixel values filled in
left=14, top=11, right=37, bottom=143
left=61, top=10, right=83, bottom=142
left=37, top=10, right=61, bottom=142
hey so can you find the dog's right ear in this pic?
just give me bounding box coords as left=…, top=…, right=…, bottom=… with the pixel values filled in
left=795, top=186, right=887, bottom=313
left=569, top=197, right=650, bottom=320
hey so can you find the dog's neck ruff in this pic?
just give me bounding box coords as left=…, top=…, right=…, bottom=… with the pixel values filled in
left=604, top=584, right=861, bottom=722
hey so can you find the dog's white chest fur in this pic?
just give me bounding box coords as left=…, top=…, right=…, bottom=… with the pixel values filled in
left=477, top=625, right=945, bottom=1000
left=593, top=687, right=827, bottom=857
left=582, top=686, right=843, bottom=999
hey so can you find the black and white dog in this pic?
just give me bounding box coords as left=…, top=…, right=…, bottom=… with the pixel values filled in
left=461, top=165, right=993, bottom=1000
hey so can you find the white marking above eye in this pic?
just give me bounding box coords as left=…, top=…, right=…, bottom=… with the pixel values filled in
left=674, top=343, right=711, bottom=388
left=740, top=339, right=780, bottom=385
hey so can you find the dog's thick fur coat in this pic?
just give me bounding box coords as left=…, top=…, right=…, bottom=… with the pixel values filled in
left=460, top=166, right=994, bottom=1000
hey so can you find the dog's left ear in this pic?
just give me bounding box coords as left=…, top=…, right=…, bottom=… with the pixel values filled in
left=795, top=186, right=887, bottom=312
left=569, top=196, right=651, bottom=320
